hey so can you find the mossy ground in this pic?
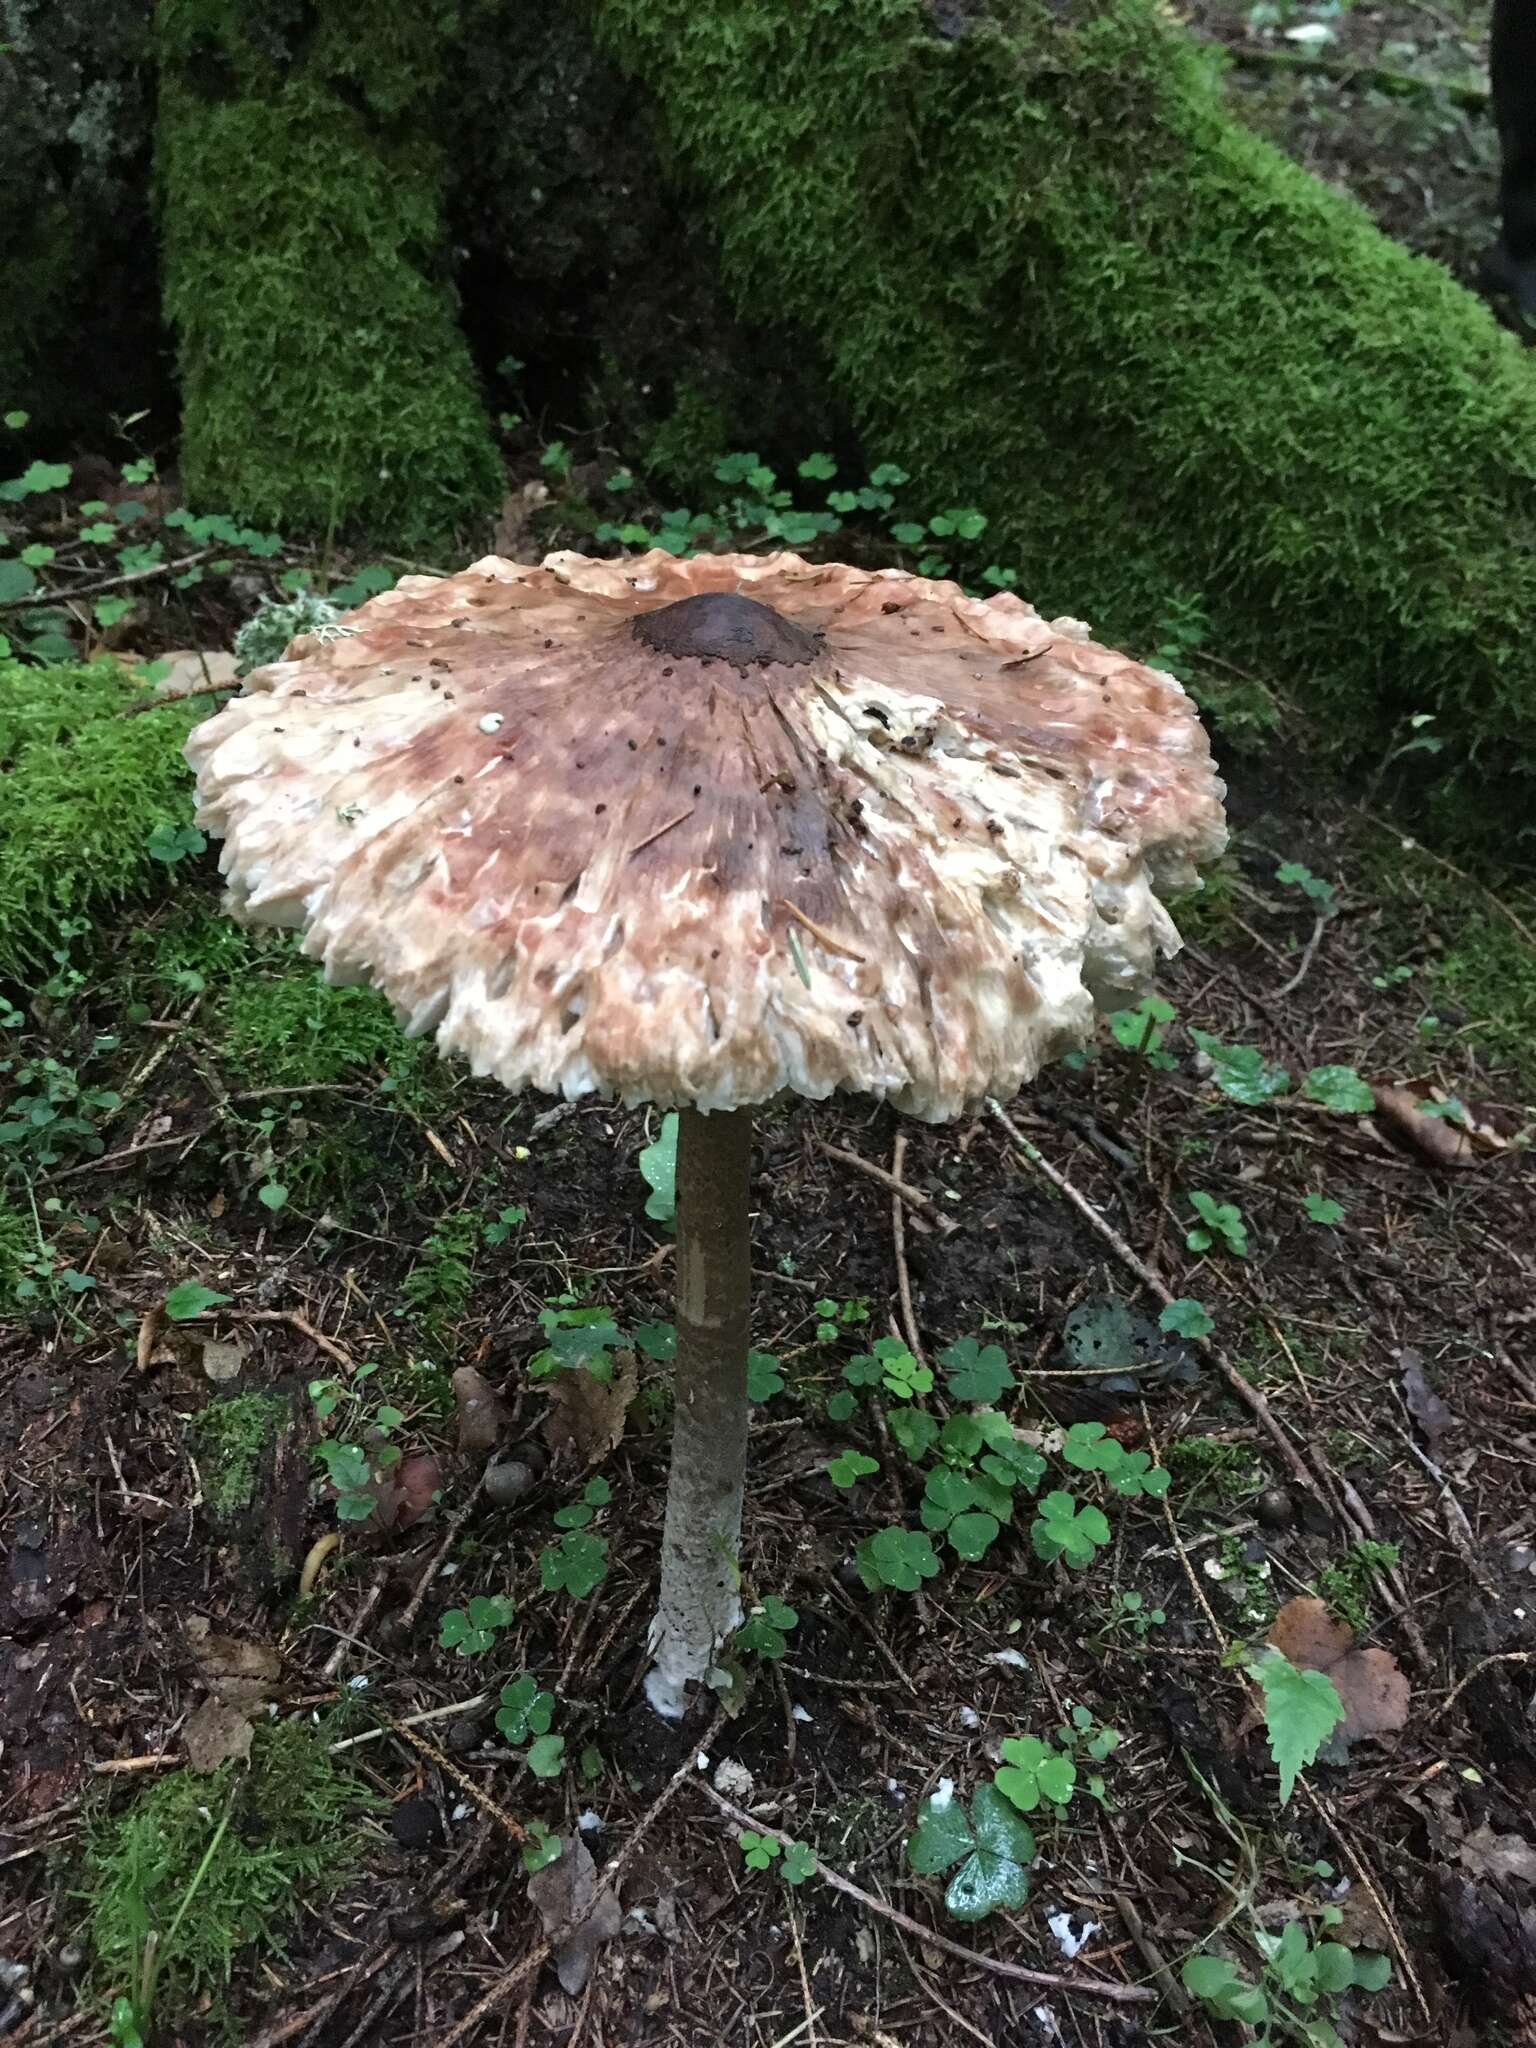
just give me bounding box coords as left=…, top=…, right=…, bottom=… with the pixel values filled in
left=0, top=661, right=198, bottom=982
left=78, top=1719, right=375, bottom=2031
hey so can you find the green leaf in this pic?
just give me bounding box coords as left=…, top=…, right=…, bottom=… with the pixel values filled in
left=496, top=1676, right=555, bottom=1742
left=632, top=1318, right=676, bottom=1360
left=541, top=1531, right=609, bottom=1599
left=939, top=1336, right=1015, bottom=1404
left=747, top=1350, right=785, bottom=1401
left=907, top=1787, right=974, bottom=1873
left=1351, top=1950, right=1392, bottom=1992
left=739, top=1830, right=781, bottom=1870
left=1249, top=1649, right=1345, bottom=1803
left=164, top=1281, right=230, bottom=1321
left=994, top=1736, right=1076, bottom=1813
left=1305, top=1065, right=1374, bottom=1115
left=856, top=1525, right=941, bottom=1592
left=797, top=452, right=837, bottom=480
left=638, top=1113, right=678, bottom=1226
left=3, top=410, right=28, bottom=430
left=947, top=1511, right=1001, bottom=1560
left=258, top=1181, right=289, bottom=1212
left=1159, top=1297, right=1212, bottom=1339
left=781, top=1840, right=817, bottom=1885
left=888, top=1408, right=939, bottom=1461
left=3, top=459, right=71, bottom=497
left=1181, top=1954, right=1269, bottom=2024
left=521, top=1820, right=562, bottom=1873
left=826, top=1449, right=879, bottom=1488
left=1303, top=1192, right=1345, bottom=1226
left=0, top=560, right=36, bottom=602
left=890, top=521, right=926, bottom=545
left=466, top=1594, right=514, bottom=1631
left=1031, top=1492, right=1110, bottom=1568
left=525, top=1734, right=566, bottom=1779
left=1188, top=1029, right=1291, bottom=1104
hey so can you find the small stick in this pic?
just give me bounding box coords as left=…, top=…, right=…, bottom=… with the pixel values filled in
left=1431, top=1650, right=1536, bottom=1722
left=777, top=900, right=867, bottom=963
left=0, top=547, right=217, bottom=612
left=627, top=807, right=695, bottom=857
left=1273, top=912, right=1329, bottom=1000
left=328, top=1694, right=490, bottom=1754
left=1111, top=1890, right=1191, bottom=2015
left=695, top=1783, right=1154, bottom=2005
left=813, top=1140, right=958, bottom=1236
left=319, top=1573, right=389, bottom=1682
left=396, top=1496, right=480, bottom=1637
left=237, top=1309, right=356, bottom=1372
left=890, top=1133, right=927, bottom=1368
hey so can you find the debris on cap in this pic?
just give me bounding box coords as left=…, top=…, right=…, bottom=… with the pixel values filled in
left=187, top=550, right=1225, bottom=1122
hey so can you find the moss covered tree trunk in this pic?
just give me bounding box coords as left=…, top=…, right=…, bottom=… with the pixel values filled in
left=155, top=0, right=501, bottom=546
left=591, top=0, right=1536, bottom=838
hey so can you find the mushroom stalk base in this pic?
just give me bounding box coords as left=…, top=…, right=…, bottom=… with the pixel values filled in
left=645, top=1106, right=753, bottom=1719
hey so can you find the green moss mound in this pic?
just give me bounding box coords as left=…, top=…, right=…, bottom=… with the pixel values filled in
left=595, top=0, right=1536, bottom=842
left=81, top=1718, right=375, bottom=2027
left=190, top=1392, right=289, bottom=1516
left=156, top=1, right=501, bottom=544
left=0, top=662, right=196, bottom=981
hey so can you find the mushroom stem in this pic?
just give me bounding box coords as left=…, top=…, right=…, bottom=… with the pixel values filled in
left=645, top=1106, right=753, bottom=1719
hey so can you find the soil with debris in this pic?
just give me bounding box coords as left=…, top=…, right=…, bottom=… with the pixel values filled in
left=2, top=715, right=1535, bottom=2048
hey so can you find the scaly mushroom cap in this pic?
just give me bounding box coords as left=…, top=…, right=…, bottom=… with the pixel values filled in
left=187, top=551, right=1226, bottom=1120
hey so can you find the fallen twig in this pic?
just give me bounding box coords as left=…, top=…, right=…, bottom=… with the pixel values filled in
left=1272, top=910, right=1329, bottom=1000
left=695, top=1782, right=1154, bottom=2005
left=0, top=547, right=217, bottom=611
left=812, top=1139, right=958, bottom=1236
left=890, top=1133, right=927, bottom=1368
left=396, top=1495, right=481, bottom=1638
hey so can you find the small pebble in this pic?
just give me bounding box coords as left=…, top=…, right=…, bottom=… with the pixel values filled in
left=446, top=1717, right=483, bottom=1754
left=482, top=1457, right=533, bottom=1507
left=714, top=1758, right=755, bottom=1802
left=1256, top=1487, right=1294, bottom=1531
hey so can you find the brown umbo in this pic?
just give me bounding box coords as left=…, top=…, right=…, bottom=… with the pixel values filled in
left=188, top=548, right=1225, bottom=1715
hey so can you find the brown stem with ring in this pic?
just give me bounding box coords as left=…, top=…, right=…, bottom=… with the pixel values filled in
left=644, top=1106, right=753, bottom=1717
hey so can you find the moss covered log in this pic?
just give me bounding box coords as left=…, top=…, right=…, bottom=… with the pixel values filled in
left=155, top=0, right=501, bottom=545
left=594, top=0, right=1536, bottom=837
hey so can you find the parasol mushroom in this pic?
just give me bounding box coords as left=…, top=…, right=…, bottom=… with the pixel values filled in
left=187, top=549, right=1226, bottom=1716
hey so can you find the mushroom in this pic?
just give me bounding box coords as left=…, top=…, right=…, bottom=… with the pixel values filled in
left=187, top=549, right=1226, bottom=1716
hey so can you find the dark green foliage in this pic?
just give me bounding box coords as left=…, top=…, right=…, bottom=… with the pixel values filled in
left=155, top=0, right=501, bottom=543
left=594, top=0, right=1536, bottom=841
left=80, top=1718, right=375, bottom=2025
left=0, top=662, right=197, bottom=980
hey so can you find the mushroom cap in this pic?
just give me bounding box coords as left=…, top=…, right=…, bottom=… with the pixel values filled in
left=187, top=550, right=1225, bottom=1121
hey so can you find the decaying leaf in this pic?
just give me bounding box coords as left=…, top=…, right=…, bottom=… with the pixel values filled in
left=1457, top=1822, right=1536, bottom=1889
left=183, top=1615, right=282, bottom=1774
left=1400, top=1351, right=1452, bottom=1455
left=200, top=1337, right=248, bottom=1385
left=183, top=1697, right=256, bottom=1773
left=1371, top=1084, right=1504, bottom=1170
left=544, top=1351, right=638, bottom=1466
left=1266, top=1597, right=1409, bottom=1746
left=452, top=1367, right=512, bottom=1459
left=526, top=1835, right=622, bottom=1993
left=185, top=1615, right=281, bottom=1709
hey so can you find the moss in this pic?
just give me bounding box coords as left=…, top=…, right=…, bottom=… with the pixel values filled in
left=594, top=0, right=1536, bottom=844
left=155, top=0, right=501, bottom=544
left=1313, top=1539, right=1401, bottom=1636
left=80, top=1717, right=377, bottom=2029
left=219, top=947, right=439, bottom=1097
left=189, top=1393, right=288, bottom=1516
left=0, top=1188, right=36, bottom=1315
left=0, top=661, right=196, bottom=983
left=1165, top=1433, right=1262, bottom=1506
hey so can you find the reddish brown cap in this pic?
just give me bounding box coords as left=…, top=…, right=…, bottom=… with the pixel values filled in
left=187, top=550, right=1225, bottom=1120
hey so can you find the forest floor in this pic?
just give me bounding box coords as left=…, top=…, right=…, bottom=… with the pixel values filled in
left=5, top=4, right=1536, bottom=2046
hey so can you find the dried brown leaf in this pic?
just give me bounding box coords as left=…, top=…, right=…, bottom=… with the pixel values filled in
left=184, top=1614, right=281, bottom=1710
left=1371, top=1085, right=1501, bottom=1170
left=1267, top=1595, right=1410, bottom=1744
left=526, top=1836, right=622, bottom=1994
left=452, top=1367, right=512, bottom=1459
left=543, top=1351, right=638, bottom=1467
left=184, top=1697, right=256, bottom=1773
left=1457, top=1821, right=1536, bottom=1889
